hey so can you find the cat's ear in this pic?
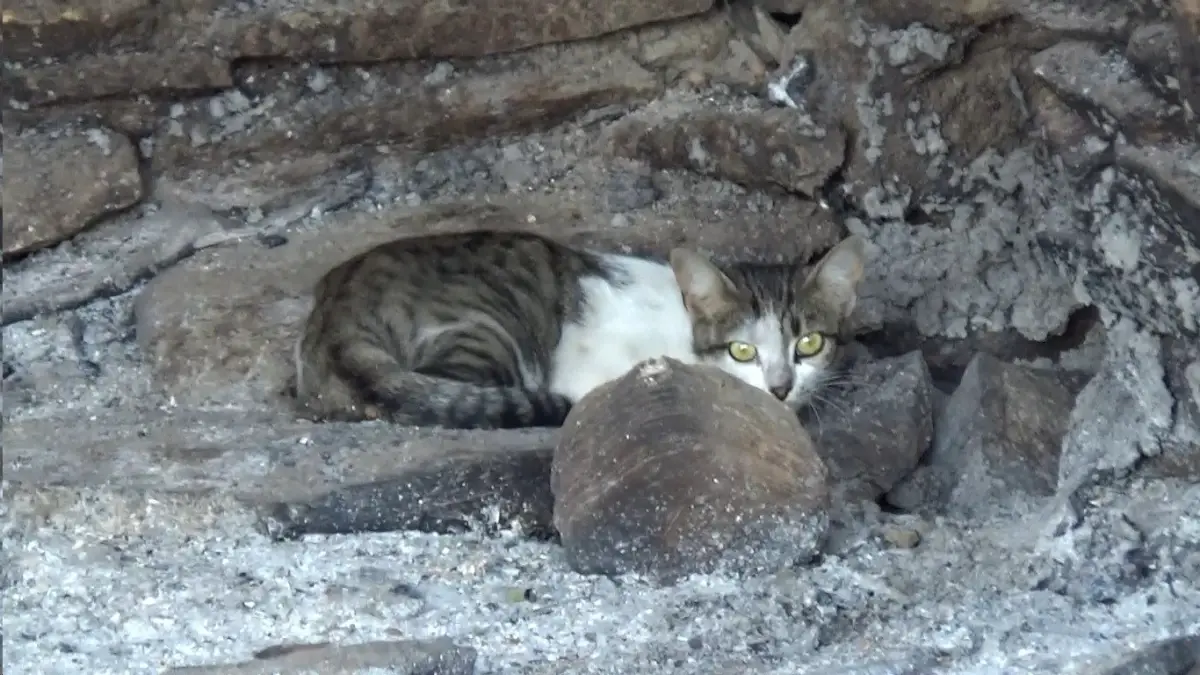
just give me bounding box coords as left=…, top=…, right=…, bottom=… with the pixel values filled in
left=669, top=248, right=739, bottom=319
left=801, top=235, right=867, bottom=319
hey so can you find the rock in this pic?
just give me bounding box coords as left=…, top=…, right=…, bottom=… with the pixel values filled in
left=0, top=0, right=158, bottom=60
left=1027, top=40, right=1188, bottom=142
left=5, top=96, right=168, bottom=137
left=133, top=196, right=841, bottom=407
left=551, top=357, right=830, bottom=582
left=3, top=0, right=712, bottom=62
left=778, top=0, right=1036, bottom=207
left=4, top=51, right=233, bottom=107
left=1056, top=320, right=1199, bottom=491
left=605, top=106, right=845, bottom=198
left=1175, top=0, right=1200, bottom=119
left=263, top=436, right=557, bottom=540
left=1140, top=336, right=1200, bottom=479
left=151, top=151, right=370, bottom=213
left=150, top=47, right=659, bottom=175
left=802, top=351, right=934, bottom=504
left=1084, top=634, right=1200, bottom=675
left=1015, top=0, right=1140, bottom=39
left=4, top=408, right=557, bottom=517
left=1039, top=164, right=1200, bottom=340
left=1125, top=23, right=1183, bottom=84
left=1116, top=139, right=1200, bottom=218
left=859, top=0, right=1013, bottom=30
left=2, top=172, right=367, bottom=327
left=2, top=124, right=143, bottom=258
left=886, top=353, right=1088, bottom=515
left=162, top=637, right=477, bottom=675
left=1, top=202, right=227, bottom=326
left=1026, top=80, right=1113, bottom=174
left=752, top=0, right=811, bottom=16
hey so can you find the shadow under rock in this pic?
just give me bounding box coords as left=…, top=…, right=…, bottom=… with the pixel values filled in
left=1093, top=633, right=1200, bottom=675
left=260, top=440, right=559, bottom=542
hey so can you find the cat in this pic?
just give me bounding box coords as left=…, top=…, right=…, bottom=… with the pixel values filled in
left=293, top=229, right=867, bottom=430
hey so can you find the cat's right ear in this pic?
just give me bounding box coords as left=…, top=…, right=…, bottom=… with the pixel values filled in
left=669, top=248, right=739, bottom=319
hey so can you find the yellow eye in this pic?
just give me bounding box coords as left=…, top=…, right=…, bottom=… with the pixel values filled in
left=727, top=341, right=758, bottom=362
left=794, top=332, right=825, bottom=358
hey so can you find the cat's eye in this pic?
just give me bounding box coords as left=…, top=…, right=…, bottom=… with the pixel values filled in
left=727, top=341, right=758, bottom=362
left=794, top=332, right=825, bottom=358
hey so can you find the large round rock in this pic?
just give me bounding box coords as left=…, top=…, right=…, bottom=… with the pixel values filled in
left=551, top=357, right=831, bottom=582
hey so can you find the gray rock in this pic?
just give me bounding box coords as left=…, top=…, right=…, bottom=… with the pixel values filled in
left=803, top=351, right=934, bottom=504
left=263, top=442, right=557, bottom=541
left=887, top=353, right=1088, bottom=515
left=1057, top=320, right=1184, bottom=491
left=1090, top=634, right=1200, bottom=675
left=162, top=637, right=477, bottom=674
left=3, top=125, right=143, bottom=259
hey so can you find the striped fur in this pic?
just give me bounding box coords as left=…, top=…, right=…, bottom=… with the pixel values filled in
left=294, top=230, right=866, bottom=429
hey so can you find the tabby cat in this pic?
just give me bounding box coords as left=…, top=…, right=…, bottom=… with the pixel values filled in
left=293, top=230, right=866, bottom=429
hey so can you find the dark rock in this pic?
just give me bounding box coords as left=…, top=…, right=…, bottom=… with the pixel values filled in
left=857, top=0, right=1011, bottom=31
left=0, top=0, right=158, bottom=61
left=601, top=169, right=661, bottom=212
left=604, top=107, right=845, bottom=198
left=1056, top=321, right=1200, bottom=490
left=3, top=0, right=712, bottom=62
left=1140, top=336, right=1200, bottom=480
left=262, top=441, right=556, bottom=540
left=1027, top=40, right=1189, bottom=143
left=886, top=353, right=1088, bottom=515
left=161, top=637, right=477, bottom=674
left=4, top=51, right=233, bottom=107
left=3, top=124, right=143, bottom=258
left=802, top=351, right=934, bottom=504
left=1090, top=634, right=1200, bottom=675
left=1174, top=0, right=1200, bottom=122
left=1125, top=23, right=1183, bottom=80
left=551, top=358, right=830, bottom=583
left=1026, top=80, right=1114, bottom=175
left=1036, top=165, right=1199, bottom=341
left=150, top=49, right=659, bottom=175
left=782, top=0, right=1036, bottom=206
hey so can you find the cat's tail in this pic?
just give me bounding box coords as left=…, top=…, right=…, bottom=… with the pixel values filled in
left=365, top=371, right=572, bottom=430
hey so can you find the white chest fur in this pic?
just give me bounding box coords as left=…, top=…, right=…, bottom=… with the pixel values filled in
left=548, top=254, right=697, bottom=402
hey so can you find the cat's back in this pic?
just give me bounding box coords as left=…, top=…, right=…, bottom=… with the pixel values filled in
left=315, top=229, right=601, bottom=299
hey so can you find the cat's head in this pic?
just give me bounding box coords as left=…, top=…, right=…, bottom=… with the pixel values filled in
left=668, top=235, right=867, bottom=410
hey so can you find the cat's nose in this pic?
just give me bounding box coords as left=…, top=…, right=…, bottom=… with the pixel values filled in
left=769, top=384, right=790, bottom=400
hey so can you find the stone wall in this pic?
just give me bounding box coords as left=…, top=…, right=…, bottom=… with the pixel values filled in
left=5, top=0, right=1200, bottom=671
left=5, top=0, right=1199, bottom=511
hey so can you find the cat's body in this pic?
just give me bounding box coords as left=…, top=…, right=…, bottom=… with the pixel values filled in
left=294, top=229, right=866, bottom=429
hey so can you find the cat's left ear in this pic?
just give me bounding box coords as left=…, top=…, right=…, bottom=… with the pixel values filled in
left=799, top=235, right=867, bottom=319
left=669, top=248, right=740, bottom=320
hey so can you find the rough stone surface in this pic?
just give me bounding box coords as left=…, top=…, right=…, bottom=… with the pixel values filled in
left=3, top=124, right=143, bottom=258
left=1175, top=0, right=1200, bottom=118
left=1, top=0, right=713, bottom=62
left=5, top=0, right=1200, bottom=671
left=263, top=439, right=557, bottom=541
left=3, top=51, right=234, bottom=107
left=1059, top=320, right=1200, bottom=491
left=3, top=410, right=558, bottom=507
left=802, top=351, right=934, bottom=504
left=552, top=358, right=830, bottom=582
left=163, top=638, right=477, bottom=675
left=605, top=105, right=846, bottom=197
left=886, top=353, right=1089, bottom=515
left=149, top=48, right=660, bottom=175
